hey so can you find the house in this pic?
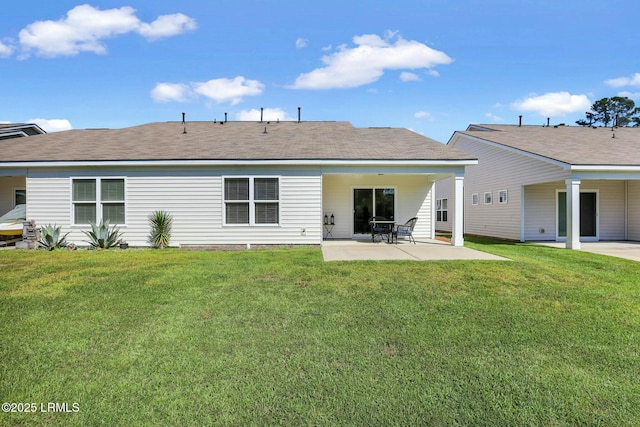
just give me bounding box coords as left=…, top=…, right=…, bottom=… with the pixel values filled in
left=0, top=120, right=477, bottom=247
left=0, top=123, right=45, bottom=215
left=437, top=124, right=640, bottom=249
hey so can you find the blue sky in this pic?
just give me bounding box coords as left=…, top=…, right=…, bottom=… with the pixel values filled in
left=2, top=0, right=639, bottom=142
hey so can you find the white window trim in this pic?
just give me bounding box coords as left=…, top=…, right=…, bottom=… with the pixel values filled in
left=498, top=189, right=508, bottom=204
left=484, top=191, right=492, bottom=205
left=436, top=198, right=448, bottom=222
left=223, top=176, right=281, bottom=226
left=70, top=177, right=127, bottom=226
left=471, top=193, right=479, bottom=206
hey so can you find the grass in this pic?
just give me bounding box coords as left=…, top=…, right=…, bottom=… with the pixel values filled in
left=1, top=239, right=639, bottom=426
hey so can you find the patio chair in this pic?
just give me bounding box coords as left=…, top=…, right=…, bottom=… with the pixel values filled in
left=392, top=217, right=418, bottom=244
left=369, top=216, right=393, bottom=242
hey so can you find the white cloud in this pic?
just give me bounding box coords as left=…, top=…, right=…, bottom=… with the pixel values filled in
left=414, top=111, right=434, bottom=121
left=138, top=13, right=197, bottom=40
left=618, top=91, right=640, bottom=101
left=511, top=92, right=591, bottom=117
left=400, top=72, right=420, bottom=82
left=485, top=112, right=503, bottom=122
left=295, top=37, right=308, bottom=49
left=151, top=83, right=191, bottom=103
left=605, top=73, right=640, bottom=88
left=0, top=40, right=14, bottom=57
left=29, top=118, right=72, bottom=132
left=289, top=32, right=453, bottom=89
left=236, top=108, right=294, bottom=121
left=192, top=77, right=264, bottom=105
left=17, top=4, right=196, bottom=58
left=152, top=76, right=265, bottom=105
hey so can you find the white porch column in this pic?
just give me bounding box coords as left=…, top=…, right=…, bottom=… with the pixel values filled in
left=451, top=174, right=465, bottom=247
left=566, top=178, right=581, bottom=250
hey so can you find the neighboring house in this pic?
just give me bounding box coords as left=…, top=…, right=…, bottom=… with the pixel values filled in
left=0, top=120, right=476, bottom=247
left=0, top=123, right=45, bottom=215
left=437, top=124, right=640, bottom=249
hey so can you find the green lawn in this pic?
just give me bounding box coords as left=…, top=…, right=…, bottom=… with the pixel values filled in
left=1, top=239, right=639, bottom=426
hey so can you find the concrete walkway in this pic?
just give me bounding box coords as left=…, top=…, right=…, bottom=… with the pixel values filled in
left=321, top=239, right=509, bottom=261
left=538, top=241, right=640, bottom=262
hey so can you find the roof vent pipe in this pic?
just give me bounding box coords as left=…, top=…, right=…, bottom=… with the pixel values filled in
left=518, top=115, right=522, bottom=127
left=298, top=107, right=301, bottom=123
left=224, top=112, right=227, bottom=123
left=260, top=108, right=263, bottom=123
left=182, top=112, right=187, bottom=134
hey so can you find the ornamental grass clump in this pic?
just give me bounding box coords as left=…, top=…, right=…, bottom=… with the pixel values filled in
left=148, top=210, right=173, bottom=249
left=83, top=219, right=123, bottom=249
left=37, top=224, right=70, bottom=250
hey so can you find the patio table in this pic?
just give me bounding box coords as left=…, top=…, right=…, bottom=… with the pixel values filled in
left=369, top=219, right=395, bottom=242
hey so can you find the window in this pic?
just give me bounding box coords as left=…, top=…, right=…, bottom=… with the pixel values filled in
left=436, top=198, right=448, bottom=222
left=72, top=178, right=125, bottom=225
left=224, top=177, right=279, bottom=225
left=498, top=190, right=508, bottom=204
left=15, top=189, right=26, bottom=206
left=484, top=192, right=492, bottom=205
left=472, top=193, right=479, bottom=206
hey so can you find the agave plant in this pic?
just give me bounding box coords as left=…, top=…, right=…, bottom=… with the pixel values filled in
left=83, top=219, right=123, bottom=249
left=148, top=210, right=173, bottom=249
left=38, top=224, right=70, bottom=251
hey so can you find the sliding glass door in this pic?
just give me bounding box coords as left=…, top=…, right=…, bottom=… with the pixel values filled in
left=353, top=188, right=395, bottom=235
left=557, top=191, right=597, bottom=238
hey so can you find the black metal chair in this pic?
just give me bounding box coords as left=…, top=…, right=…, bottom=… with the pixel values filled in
left=369, top=216, right=393, bottom=242
left=392, top=217, right=418, bottom=244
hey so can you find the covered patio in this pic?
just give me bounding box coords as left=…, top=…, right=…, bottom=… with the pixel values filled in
left=321, top=239, right=508, bottom=261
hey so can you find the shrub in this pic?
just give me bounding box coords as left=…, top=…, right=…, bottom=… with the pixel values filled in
left=83, top=220, right=123, bottom=249
left=148, top=210, right=173, bottom=249
left=38, top=224, right=70, bottom=251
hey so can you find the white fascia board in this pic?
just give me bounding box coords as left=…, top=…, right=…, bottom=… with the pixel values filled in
left=570, top=165, right=640, bottom=180
left=570, top=165, right=640, bottom=172
left=454, top=132, right=571, bottom=170
left=0, top=159, right=478, bottom=169
left=0, top=131, right=29, bottom=138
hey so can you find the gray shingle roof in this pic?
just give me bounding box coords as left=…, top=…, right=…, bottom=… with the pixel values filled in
left=0, top=121, right=475, bottom=163
left=458, top=124, right=640, bottom=166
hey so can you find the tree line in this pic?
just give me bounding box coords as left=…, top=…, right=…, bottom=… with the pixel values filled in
left=576, top=96, right=640, bottom=127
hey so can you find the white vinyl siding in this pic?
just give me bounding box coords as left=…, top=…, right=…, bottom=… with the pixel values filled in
left=322, top=174, right=434, bottom=240
left=628, top=181, right=640, bottom=241
left=595, top=180, right=625, bottom=240
left=26, top=167, right=322, bottom=246
left=523, top=182, right=561, bottom=241
left=524, top=180, right=626, bottom=241
left=448, top=135, right=568, bottom=240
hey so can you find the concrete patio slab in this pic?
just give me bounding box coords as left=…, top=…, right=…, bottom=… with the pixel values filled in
left=321, top=239, right=509, bottom=261
left=537, top=241, right=640, bottom=262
